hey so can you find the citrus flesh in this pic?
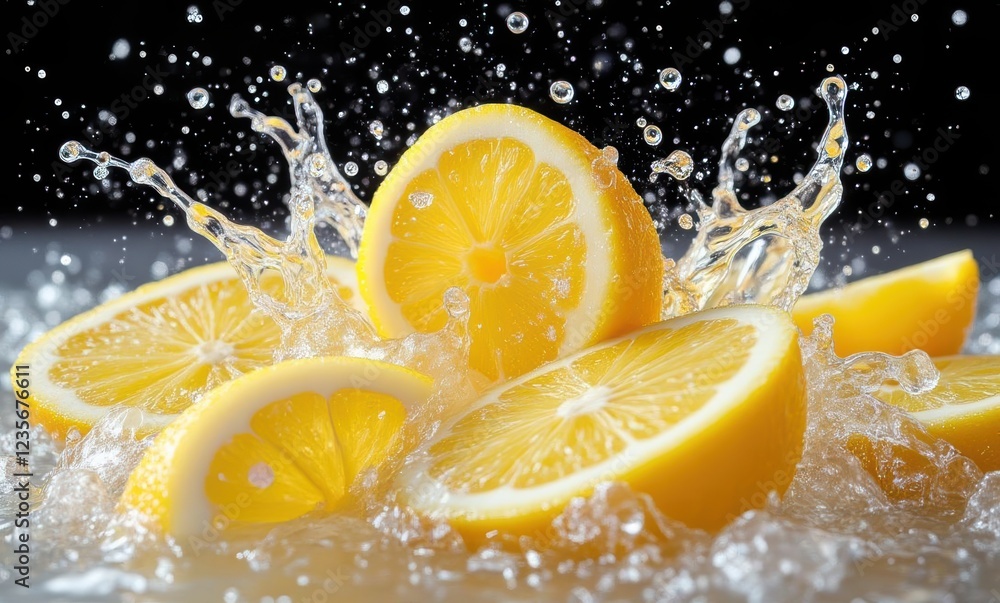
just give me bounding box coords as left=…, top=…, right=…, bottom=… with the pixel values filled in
left=119, top=356, right=433, bottom=536
left=873, top=354, right=1000, bottom=472
left=357, top=103, right=663, bottom=382
left=399, top=305, right=806, bottom=543
left=793, top=249, right=978, bottom=357
left=10, top=256, right=365, bottom=441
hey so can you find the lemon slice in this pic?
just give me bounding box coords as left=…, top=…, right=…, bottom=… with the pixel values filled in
left=357, top=103, right=663, bottom=382
left=874, top=355, right=1000, bottom=472
left=10, top=256, right=365, bottom=441
left=793, top=250, right=978, bottom=357
left=399, top=305, right=806, bottom=542
left=119, top=356, right=432, bottom=536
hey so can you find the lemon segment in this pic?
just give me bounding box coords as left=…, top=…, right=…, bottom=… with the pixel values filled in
left=399, top=305, right=806, bottom=542
left=119, top=356, right=432, bottom=536
left=358, top=104, right=663, bottom=382
left=793, top=250, right=978, bottom=357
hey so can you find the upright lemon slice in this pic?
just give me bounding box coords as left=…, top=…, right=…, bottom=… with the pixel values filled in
left=399, top=305, right=806, bottom=542
left=120, top=356, right=432, bottom=536
left=793, top=250, right=978, bottom=357
left=357, top=104, right=663, bottom=382
left=874, top=355, right=1000, bottom=472
left=10, top=256, right=365, bottom=441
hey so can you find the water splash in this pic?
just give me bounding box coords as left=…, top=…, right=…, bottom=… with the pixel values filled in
left=659, top=76, right=849, bottom=318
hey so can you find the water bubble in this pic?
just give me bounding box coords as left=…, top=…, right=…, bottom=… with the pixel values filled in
left=636, top=117, right=647, bottom=127
left=776, top=94, right=794, bottom=111
left=400, top=5, right=410, bottom=15
left=678, top=214, right=694, bottom=230
left=186, top=5, right=204, bottom=23
left=376, top=80, right=389, bottom=94
left=651, top=150, right=694, bottom=181
left=722, top=47, right=741, bottom=65
left=369, top=120, right=385, bottom=140
left=269, top=65, right=287, bottom=82
left=408, top=192, right=434, bottom=209
left=855, top=154, right=873, bottom=172
left=59, top=141, right=81, bottom=163
left=459, top=37, right=473, bottom=53
left=549, top=80, right=575, bottom=104
left=307, top=78, right=322, bottom=93
left=904, top=162, right=921, bottom=180
left=659, top=67, right=682, bottom=91
left=93, top=165, right=109, bottom=180
left=37, top=69, right=46, bottom=79
left=955, top=86, right=970, bottom=100
left=111, top=38, right=131, bottom=60
left=735, top=157, right=750, bottom=172
left=506, top=11, right=529, bottom=34
left=344, top=161, right=359, bottom=177
left=951, top=9, right=968, bottom=26
left=892, top=53, right=902, bottom=63
left=186, top=87, right=210, bottom=109
left=642, top=125, right=662, bottom=146
left=374, top=160, right=389, bottom=176
left=919, top=218, right=930, bottom=229
left=163, top=215, right=175, bottom=227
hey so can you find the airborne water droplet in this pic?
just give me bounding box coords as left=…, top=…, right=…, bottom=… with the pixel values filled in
left=855, top=153, right=873, bottom=172
left=270, top=65, right=287, bottom=82
left=904, top=162, right=921, bottom=180
left=549, top=80, right=574, bottom=104
left=659, top=67, right=682, bottom=91
left=776, top=94, right=794, bottom=111
left=955, top=86, right=970, bottom=100
left=186, top=87, right=210, bottom=109
left=307, top=78, right=322, bottom=93
left=344, top=161, right=359, bottom=177
left=678, top=214, right=694, bottom=230
left=459, top=37, right=473, bottom=53
left=643, top=125, right=662, bottom=146
left=951, top=9, right=967, bottom=26
left=369, top=120, right=385, bottom=139
left=374, top=160, right=389, bottom=176
left=506, top=11, right=529, bottom=34
left=919, top=218, right=930, bottom=229
left=651, top=149, right=694, bottom=181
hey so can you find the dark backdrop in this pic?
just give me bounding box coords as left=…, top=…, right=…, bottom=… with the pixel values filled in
left=3, top=0, right=999, bottom=273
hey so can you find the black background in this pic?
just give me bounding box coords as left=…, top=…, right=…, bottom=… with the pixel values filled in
left=3, top=0, right=999, bottom=273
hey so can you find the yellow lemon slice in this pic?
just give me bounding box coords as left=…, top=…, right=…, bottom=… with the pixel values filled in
left=399, top=305, right=806, bottom=543
left=357, top=103, right=663, bottom=382
left=793, top=250, right=978, bottom=357
left=874, top=354, right=1000, bottom=472
left=10, top=256, right=365, bottom=441
left=119, top=356, right=432, bottom=536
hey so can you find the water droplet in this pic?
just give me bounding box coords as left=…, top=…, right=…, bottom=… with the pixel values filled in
left=37, top=69, right=46, bottom=79
left=643, top=125, right=662, bottom=146
left=344, top=161, right=359, bottom=177
left=826, top=63, right=835, bottom=72
left=307, top=78, right=322, bottom=93
left=374, top=160, right=389, bottom=176
left=459, top=37, right=473, bottom=53
left=904, top=162, right=921, bottom=180
left=186, top=5, right=204, bottom=23
left=951, top=9, right=968, bottom=26
left=549, top=80, right=574, bottom=104
left=506, top=11, right=529, bottom=34
left=269, top=65, right=287, bottom=82
left=408, top=191, right=434, bottom=208
left=722, top=47, right=741, bottom=65
left=186, top=87, right=210, bottom=109
left=636, top=117, right=647, bottom=127
left=776, top=94, right=794, bottom=111
left=59, top=141, right=81, bottom=163
left=369, top=120, right=385, bottom=140
left=651, top=150, right=694, bottom=181
left=735, top=157, right=750, bottom=172
left=248, top=462, right=275, bottom=489
left=163, top=215, right=175, bottom=227
left=443, top=287, right=470, bottom=318
left=93, top=165, right=109, bottom=180
left=919, top=218, right=930, bottom=229
left=376, top=79, right=389, bottom=94
left=892, top=54, right=902, bottom=64
left=659, top=67, right=682, bottom=91
left=111, top=38, right=131, bottom=60
left=678, top=214, right=694, bottom=230
left=955, top=86, right=970, bottom=100
left=855, top=154, right=873, bottom=172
